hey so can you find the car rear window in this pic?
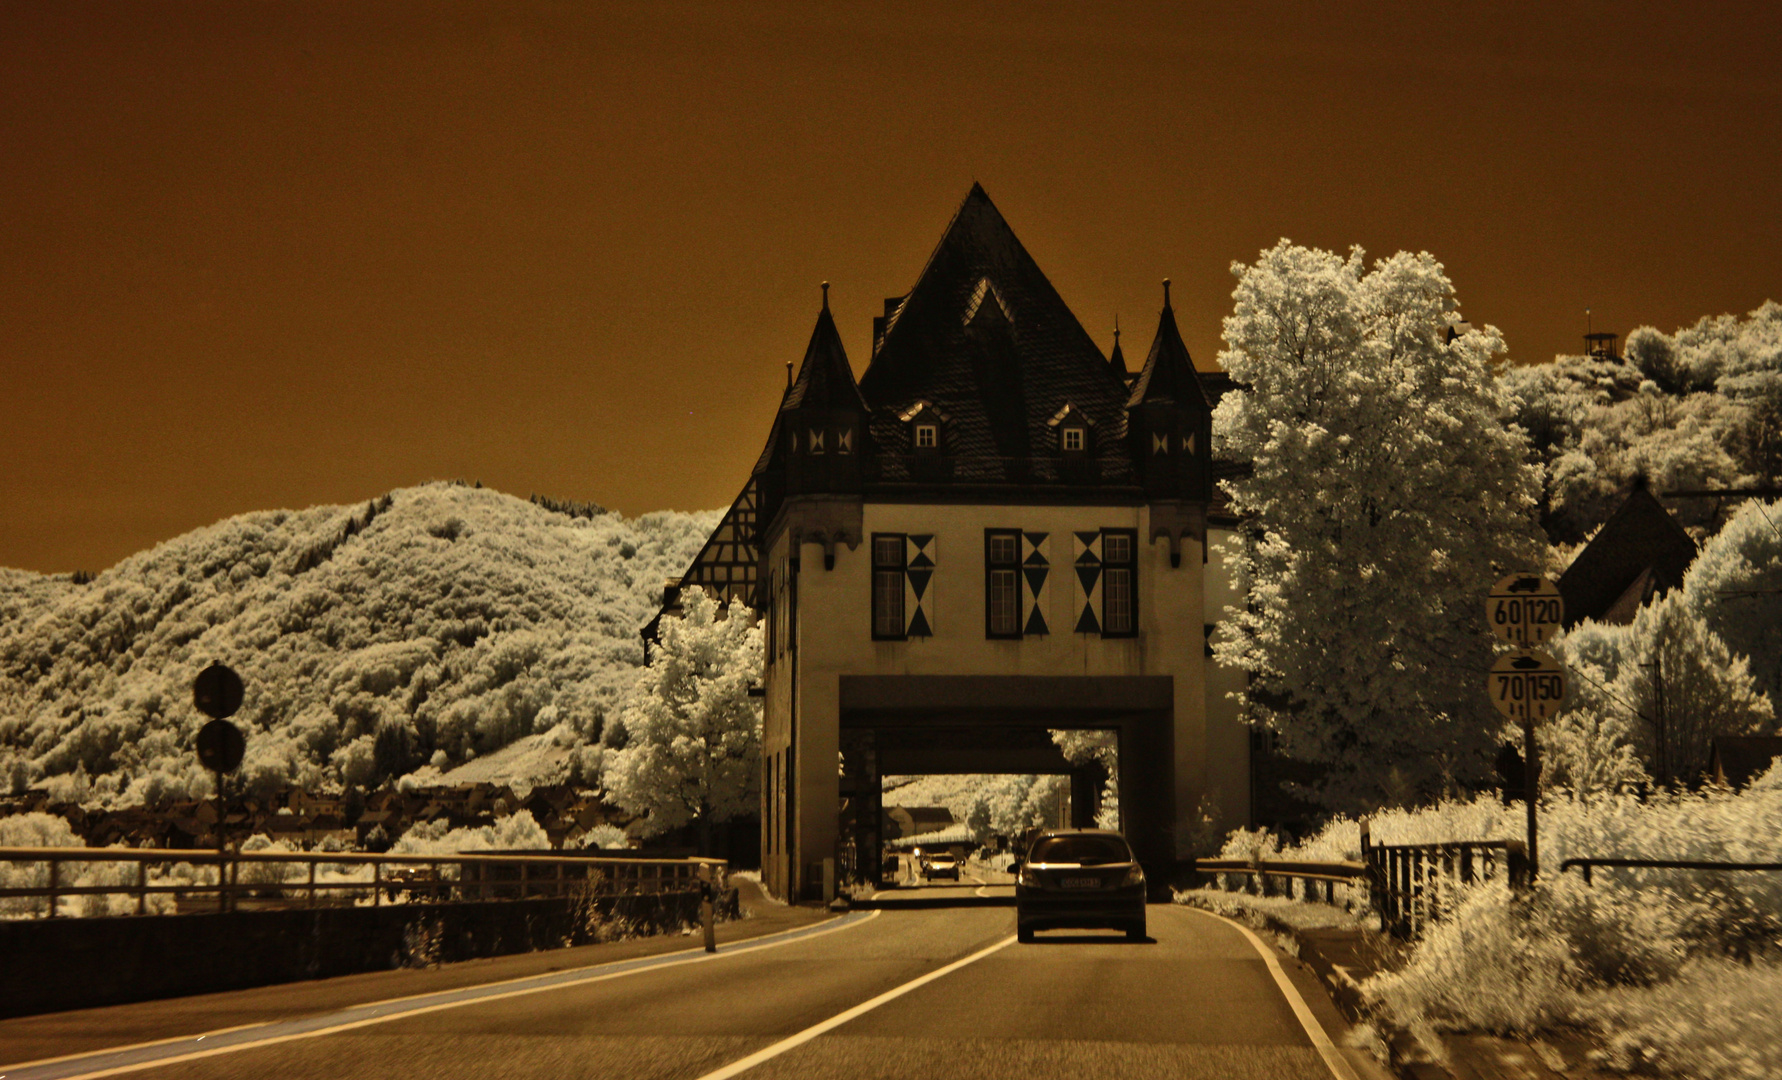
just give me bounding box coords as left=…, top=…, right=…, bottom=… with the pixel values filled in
left=1027, top=835, right=1133, bottom=865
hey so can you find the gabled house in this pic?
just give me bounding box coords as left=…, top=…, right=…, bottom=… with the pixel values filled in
left=1559, top=484, right=1697, bottom=627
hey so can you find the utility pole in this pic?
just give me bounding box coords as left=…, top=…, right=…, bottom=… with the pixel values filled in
left=1643, top=647, right=1668, bottom=789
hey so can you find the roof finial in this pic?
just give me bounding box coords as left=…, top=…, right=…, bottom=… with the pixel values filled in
left=786, top=360, right=793, bottom=390
left=821, top=280, right=830, bottom=310
left=1114, top=314, right=1120, bottom=343
left=1162, top=278, right=1172, bottom=310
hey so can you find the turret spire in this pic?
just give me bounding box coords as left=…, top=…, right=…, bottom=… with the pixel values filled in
left=1108, top=315, right=1130, bottom=381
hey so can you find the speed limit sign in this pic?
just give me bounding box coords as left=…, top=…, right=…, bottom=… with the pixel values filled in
left=1489, top=650, right=1567, bottom=723
left=1487, top=574, right=1564, bottom=646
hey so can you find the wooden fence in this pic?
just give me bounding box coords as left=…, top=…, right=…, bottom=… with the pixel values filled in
left=1194, top=819, right=1528, bottom=940
left=0, top=846, right=725, bottom=919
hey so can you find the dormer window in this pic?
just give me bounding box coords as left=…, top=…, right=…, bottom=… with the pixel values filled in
left=809, top=430, right=825, bottom=454
left=899, top=400, right=950, bottom=455
left=1047, top=403, right=1093, bottom=457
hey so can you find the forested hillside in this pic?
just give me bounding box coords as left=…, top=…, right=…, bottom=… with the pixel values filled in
left=0, top=483, right=716, bottom=808
left=1502, top=301, right=1781, bottom=543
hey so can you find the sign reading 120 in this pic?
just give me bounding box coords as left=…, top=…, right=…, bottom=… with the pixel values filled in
left=1486, top=573, right=1565, bottom=646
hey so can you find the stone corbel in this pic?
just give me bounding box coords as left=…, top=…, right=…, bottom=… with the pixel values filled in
left=790, top=518, right=862, bottom=572
left=1148, top=502, right=1207, bottom=569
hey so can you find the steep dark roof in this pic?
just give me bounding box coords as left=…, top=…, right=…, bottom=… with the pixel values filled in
left=1558, top=486, right=1697, bottom=626
left=1127, top=286, right=1211, bottom=411
left=750, top=299, right=863, bottom=477
left=783, top=297, right=866, bottom=413
left=858, top=184, right=1132, bottom=481
left=1710, top=736, right=1782, bottom=789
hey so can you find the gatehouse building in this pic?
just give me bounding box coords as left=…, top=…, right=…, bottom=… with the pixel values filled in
left=656, top=185, right=1250, bottom=900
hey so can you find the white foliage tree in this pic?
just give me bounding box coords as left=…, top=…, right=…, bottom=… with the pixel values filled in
left=1680, top=498, right=1782, bottom=705
left=1212, top=241, right=1546, bottom=810
left=1550, top=591, right=1774, bottom=790
left=602, top=587, right=762, bottom=854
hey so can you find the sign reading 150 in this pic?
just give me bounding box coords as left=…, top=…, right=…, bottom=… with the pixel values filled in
left=1488, top=650, right=1567, bottom=722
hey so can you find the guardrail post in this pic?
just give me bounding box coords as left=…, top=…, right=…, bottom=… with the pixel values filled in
left=137, top=861, right=148, bottom=916
left=1505, top=841, right=1529, bottom=893
left=45, top=857, right=59, bottom=919
left=307, top=860, right=317, bottom=909
left=373, top=861, right=382, bottom=906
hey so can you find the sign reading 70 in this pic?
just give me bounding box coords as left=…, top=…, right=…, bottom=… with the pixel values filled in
left=1489, top=650, right=1567, bottom=722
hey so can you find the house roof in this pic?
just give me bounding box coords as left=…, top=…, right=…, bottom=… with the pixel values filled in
left=1710, top=736, right=1782, bottom=788
left=1558, top=486, right=1697, bottom=626
left=858, top=184, right=1133, bottom=481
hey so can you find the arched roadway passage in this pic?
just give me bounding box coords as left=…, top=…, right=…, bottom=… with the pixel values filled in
left=839, top=675, right=1176, bottom=893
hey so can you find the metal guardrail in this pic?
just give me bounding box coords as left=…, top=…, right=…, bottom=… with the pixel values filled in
left=0, top=847, right=725, bottom=919
left=1192, top=856, right=1368, bottom=905
left=1559, top=857, right=1782, bottom=885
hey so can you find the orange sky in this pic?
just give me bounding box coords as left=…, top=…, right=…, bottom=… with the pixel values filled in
left=3, top=2, right=1779, bottom=573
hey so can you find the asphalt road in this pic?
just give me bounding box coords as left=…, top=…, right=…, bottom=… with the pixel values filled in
left=3, top=882, right=1383, bottom=1080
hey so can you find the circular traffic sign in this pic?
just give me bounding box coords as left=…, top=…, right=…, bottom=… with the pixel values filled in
left=1487, top=574, right=1564, bottom=646
left=196, top=718, right=246, bottom=773
left=1489, top=650, right=1567, bottom=723
left=193, top=662, right=245, bottom=719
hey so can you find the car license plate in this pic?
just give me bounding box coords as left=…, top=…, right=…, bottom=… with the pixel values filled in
left=1061, top=876, right=1100, bottom=889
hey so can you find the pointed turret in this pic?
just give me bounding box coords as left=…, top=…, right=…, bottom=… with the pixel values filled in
left=785, top=282, right=868, bottom=415
left=1126, top=280, right=1211, bottom=504
left=768, top=282, right=869, bottom=501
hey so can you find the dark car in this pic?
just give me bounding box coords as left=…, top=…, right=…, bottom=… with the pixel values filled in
left=1015, top=829, right=1146, bottom=942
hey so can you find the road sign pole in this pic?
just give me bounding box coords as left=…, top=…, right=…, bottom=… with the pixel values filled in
left=1523, top=715, right=1538, bottom=883
left=215, top=765, right=227, bottom=912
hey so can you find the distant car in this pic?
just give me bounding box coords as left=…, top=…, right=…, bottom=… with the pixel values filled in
left=1015, top=829, right=1146, bottom=943
left=924, top=853, right=960, bottom=880
left=1506, top=576, right=1543, bottom=593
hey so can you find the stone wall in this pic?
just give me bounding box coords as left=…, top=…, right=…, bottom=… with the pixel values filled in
left=0, top=889, right=723, bottom=1018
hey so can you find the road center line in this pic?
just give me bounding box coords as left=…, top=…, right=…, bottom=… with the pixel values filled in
left=0, top=911, right=880, bottom=1080
left=1176, top=906, right=1362, bottom=1080
left=689, top=933, right=1017, bottom=1080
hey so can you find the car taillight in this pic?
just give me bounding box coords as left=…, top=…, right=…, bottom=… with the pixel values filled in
left=1017, top=865, right=1036, bottom=887
left=1122, top=863, right=1145, bottom=888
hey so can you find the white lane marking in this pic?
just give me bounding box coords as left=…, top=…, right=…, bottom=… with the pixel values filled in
left=689, top=934, right=1017, bottom=1080
left=3, top=911, right=881, bottom=1080
left=1176, top=906, right=1361, bottom=1080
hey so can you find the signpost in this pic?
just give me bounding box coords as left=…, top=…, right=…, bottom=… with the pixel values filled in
left=194, top=663, right=246, bottom=911
left=1485, top=570, right=1566, bottom=883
